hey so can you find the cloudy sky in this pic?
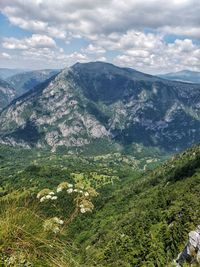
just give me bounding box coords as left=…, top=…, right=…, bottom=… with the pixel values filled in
left=0, top=0, right=200, bottom=74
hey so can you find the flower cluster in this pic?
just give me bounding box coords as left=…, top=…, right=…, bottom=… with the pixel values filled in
left=43, top=217, right=64, bottom=234
left=37, top=189, right=57, bottom=202
left=87, top=187, right=98, bottom=197
left=56, top=181, right=93, bottom=196
left=56, top=181, right=98, bottom=214
left=3, top=252, right=33, bottom=266
left=37, top=179, right=99, bottom=234
left=79, top=199, right=94, bottom=214
left=56, top=182, right=73, bottom=193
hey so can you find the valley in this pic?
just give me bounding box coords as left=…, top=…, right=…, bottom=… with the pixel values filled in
left=0, top=63, right=200, bottom=267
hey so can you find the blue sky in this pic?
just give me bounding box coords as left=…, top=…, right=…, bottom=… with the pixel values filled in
left=0, top=0, right=200, bottom=74
left=0, top=13, right=31, bottom=38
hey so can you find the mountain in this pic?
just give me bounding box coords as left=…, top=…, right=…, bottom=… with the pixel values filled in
left=0, top=68, right=27, bottom=79
left=7, top=69, right=60, bottom=96
left=159, top=70, right=200, bottom=84
left=0, top=62, right=200, bottom=152
left=0, top=79, right=16, bottom=111
left=0, top=69, right=60, bottom=110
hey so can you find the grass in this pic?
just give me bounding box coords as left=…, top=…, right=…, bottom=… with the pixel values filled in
left=0, top=192, right=79, bottom=266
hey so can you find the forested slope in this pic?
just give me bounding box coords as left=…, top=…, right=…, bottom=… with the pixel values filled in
left=0, top=144, right=200, bottom=266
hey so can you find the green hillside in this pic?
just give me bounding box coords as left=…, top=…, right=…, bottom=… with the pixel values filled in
left=69, top=145, right=200, bottom=266
left=0, top=144, right=200, bottom=266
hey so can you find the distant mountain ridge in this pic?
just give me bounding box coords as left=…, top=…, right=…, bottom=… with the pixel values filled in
left=7, top=69, right=60, bottom=96
left=0, top=69, right=60, bottom=111
left=159, top=70, right=200, bottom=84
left=0, top=62, right=200, bottom=153
left=0, top=68, right=28, bottom=79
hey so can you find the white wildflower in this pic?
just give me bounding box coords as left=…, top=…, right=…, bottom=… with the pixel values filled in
left=51, top=196, right=58, bottom=200
left=37, top=188, right=52, bottom=199
left=80, top=208, right=86, bottom=213
left=79, top=204, right=84, bottom=208
left=85, top=208, right=91, bottom=212
left=79, top=190, right=83, bottom=194
left=58, top=219, right=64, bottom=225
left=44, top=217, right=63, bottom=233
left=57, top=187, right=62, bottom=193
left=49, top=191, right=55, bottom=195
left=57, top=182, right=74, bottom=192
left=46, top=195, right=52, bottom=199
left=40, top=196, right=46, bottom=202
left=84, top=192, right=89, bottom=197
left=74, top=189, right=78, bottom=192
left=53, top=226, right=60, bottom=233
left=52, top=217, right=63, bottom=224
left=67, top=188, right=73, bottom=194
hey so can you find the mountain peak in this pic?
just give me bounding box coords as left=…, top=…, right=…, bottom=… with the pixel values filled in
left=71, top=61, right=128, bottom=75
left=70, top=61, right=160, bottom=83
left=1, top=62, right=200, bottom=152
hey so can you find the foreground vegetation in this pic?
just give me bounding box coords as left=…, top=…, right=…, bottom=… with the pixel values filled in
left=0, top=144, right=200, bottom=266
left=0, top=196, right=79, bottom=266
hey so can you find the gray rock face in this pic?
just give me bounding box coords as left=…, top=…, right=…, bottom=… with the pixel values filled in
left=0, top=79, right=16, bottom=111
left=1, top=62, right=200, bottom=152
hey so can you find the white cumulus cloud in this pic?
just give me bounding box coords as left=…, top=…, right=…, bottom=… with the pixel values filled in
left=1, top=0, right=200, bottom=72
left=0, top=52, right=11, bottom=59
left=2, top=34, right=56, bottom=50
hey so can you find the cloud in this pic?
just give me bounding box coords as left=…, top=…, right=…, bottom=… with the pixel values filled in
left=7, top=16, right=67, bottom=39
left=1, top=0, right=200, bottom=39
left=160, top=26, right=200, bottom=39
left=0, top=52, right=11, bottom=59
left=1, top=38, right=90, bottom=69
left=1, top=0, right=200, bottom=72
left=115, top=37, right=200, bottom=74
left=82, top=44, right=106, bottom=54
left=96, top=56, right=107, bottom=62
left=90, top=31, right=163, bottom=51
left=2, top=34, right=56, bottom=50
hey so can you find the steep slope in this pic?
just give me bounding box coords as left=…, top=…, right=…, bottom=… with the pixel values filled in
left=7, top=69, right=60, bottom=96
left=69, top=143, right=200, bottom=266
left=1, top=62, right=200, bottom=152
left=159, top=70, right=200, bottom=84
left=0, top=79, right=16, bottom=111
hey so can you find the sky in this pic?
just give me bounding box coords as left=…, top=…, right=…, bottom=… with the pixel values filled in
left=0, top=0, right=200, bottom=74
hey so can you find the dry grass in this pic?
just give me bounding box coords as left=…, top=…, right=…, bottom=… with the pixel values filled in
left=0, top=192, right=79, bottom=266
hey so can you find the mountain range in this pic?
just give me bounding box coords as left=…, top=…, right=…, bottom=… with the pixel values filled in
left=0, top=68, right=27, bottom=80
left=0, top=69, right=60, bottom=111
left=0, top=62, right=200, bottom=153
left=159, top=70, right=200, bottom=84
left=6, top=69, right=60, bottom=96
